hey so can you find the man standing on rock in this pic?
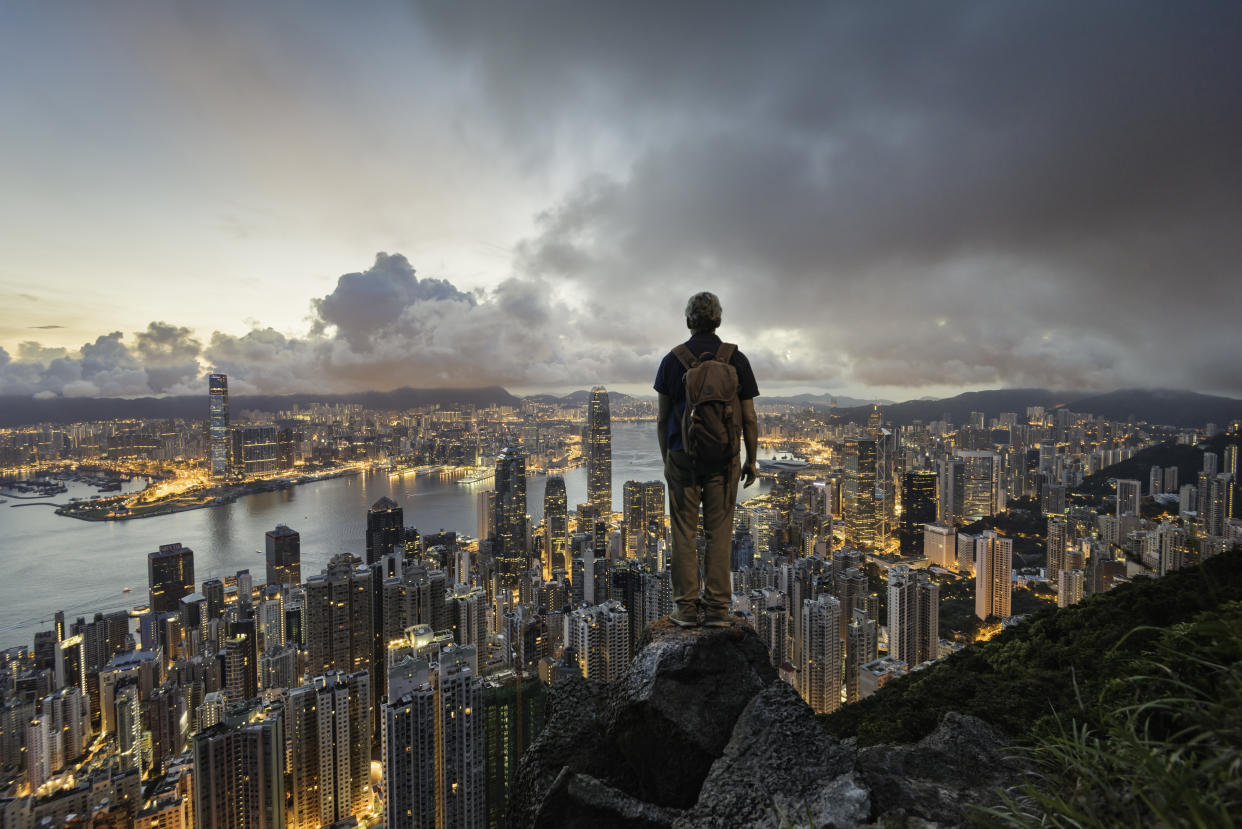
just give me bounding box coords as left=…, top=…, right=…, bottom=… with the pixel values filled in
left=655, top=292, right=759, bottom=627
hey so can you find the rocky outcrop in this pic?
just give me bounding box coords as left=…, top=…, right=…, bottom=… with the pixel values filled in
left=509, top=620, right=1025, bottom=829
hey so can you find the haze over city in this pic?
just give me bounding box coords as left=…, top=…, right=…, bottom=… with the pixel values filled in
left=1, top=2, right=1239, bottom=402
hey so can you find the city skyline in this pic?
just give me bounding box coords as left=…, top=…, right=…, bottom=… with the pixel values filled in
left=1, top=3, right=1240, bottom=402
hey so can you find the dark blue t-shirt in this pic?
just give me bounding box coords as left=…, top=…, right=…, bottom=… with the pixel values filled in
left=654, top=332, right=759, bottom=452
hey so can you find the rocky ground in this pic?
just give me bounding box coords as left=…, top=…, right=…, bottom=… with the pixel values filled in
left=508, top=620, right=1028, bottom=829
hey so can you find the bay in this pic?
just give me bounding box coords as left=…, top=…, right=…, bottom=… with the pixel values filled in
left=0, top=422, right=769, bottom=650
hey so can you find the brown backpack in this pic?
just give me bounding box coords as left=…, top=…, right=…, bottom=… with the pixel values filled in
left=674, top=343, right=741, bottom=467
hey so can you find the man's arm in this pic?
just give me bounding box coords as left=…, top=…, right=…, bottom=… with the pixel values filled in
left=740, top=398, right=758, bottom=487
left=657, top=393, right=671, bottom=463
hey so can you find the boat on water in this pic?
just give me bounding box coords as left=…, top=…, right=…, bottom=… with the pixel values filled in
left=122, top=587, right=132, bottom=593
left=758, top=455, right=811, bottom=472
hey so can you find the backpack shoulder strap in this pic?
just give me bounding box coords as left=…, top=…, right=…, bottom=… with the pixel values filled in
left=672, top=344, right=698, bottom=370
left=716, top=343, right=737, bottom=363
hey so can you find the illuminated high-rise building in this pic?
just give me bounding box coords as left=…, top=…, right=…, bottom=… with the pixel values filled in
left=923, top=523, right=956, bottom=569
left=843, top=438, right=880, bottom=551
left=1115, top=479, right=1141, bottom=519
left=264, top=524, right=300, bottom=588
left=192, top=710, right=285, bottom=829
left=799, top=595, right=842, bottom=715
left=483, top=669, right=545, bottom=826
left=495, top=448, right=528, bottom=588
left=975, top=531, right=1013, bottom=620
left=304, top=555, right=375, bottom=681
left=586, top=387, right=612, bottom=514
left=1046, top=518, right=1068, bottom=588
left=149, top=543, right=195, bottom=613
left=366, top=496, right=404, bottom=565
left=208, top=373, right=230, bottom=479
left=564, top=600, right=630, bottom=681
left=899, top=470, right=937, bottom=554
left=622, top=480, right=666, bottom=563
left=285, top=671, right=371, bottom=828
left=384, top=648, right=485, bottom=829
left=543, top=476, right=569, bottom=580
left=887, top=565, right=939, bottom=667
left=957, top=451, right=1001, bottom=521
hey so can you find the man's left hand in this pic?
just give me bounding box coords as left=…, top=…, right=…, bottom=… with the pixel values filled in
left=741, top=461, right=757, bottom=488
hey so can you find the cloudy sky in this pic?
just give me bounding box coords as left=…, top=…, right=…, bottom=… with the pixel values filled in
left=1, top=1, right=1238, bottom=401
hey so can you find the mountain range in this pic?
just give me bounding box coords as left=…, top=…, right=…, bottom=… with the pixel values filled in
left=1, top=386, right=1238, bottom=429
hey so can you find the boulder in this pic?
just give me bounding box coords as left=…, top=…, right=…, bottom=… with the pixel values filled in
left=608, top=619, right=778, bottom=808
left=532, top=768, right=683, bottom=829
left=855, top=711, right=1024, bottom=826
left=506, top=675, right=634, bottom=828
left=676, top=681, right=868, bottom=829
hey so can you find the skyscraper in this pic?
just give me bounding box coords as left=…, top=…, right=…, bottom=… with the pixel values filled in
left=586, top=387, right=612, bottom=514
left=148, top=543, right=194, bottom=613
left=923, top=523, right=956, bottom=569
left=887, top=565, right=939, bottom=667
left=622, top=480, right=666, bottom=563
left=957, top=451, right=1001, bottom=521
left=1115, top=479, right=1141, bottom=519
left=208, top=373, right=230, bottom=479
left=304, top=555, right=375, bottom=682
left=543, top=476, right=569, bottom=580
left=844, top=438, right=880, bottom=551
left=975, top=531, right=1013, bottom=620
left=385, top=648, right=486, bottom=829
left=286, top=671, right=371, bottom=828
left=900, top=470, right=938, bottom=554
left=495, top=448, right=528, bottom=588
left=192, top=711, right=285, bottom=829
left=366, top=496, right=404, bottom=565
left=265, top=524, right=300, bottom=587
left=1046, top=517, right=1068, bottom=588
left=564, top=600, right=630, bottom=681
left=799, top=595, right=842, bottom=715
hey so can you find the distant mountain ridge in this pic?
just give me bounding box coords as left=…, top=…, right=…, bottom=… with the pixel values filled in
left=0, top=386, right=520, bottom=427
left=2, top=386, right=1237, bottom=429
left=829, top=388, right=1242, bottom=428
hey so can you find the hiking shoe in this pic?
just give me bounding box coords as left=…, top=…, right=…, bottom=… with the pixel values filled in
left=669, top=607, right=700, bottom=628
left=702, top=608, right=733, bottom=627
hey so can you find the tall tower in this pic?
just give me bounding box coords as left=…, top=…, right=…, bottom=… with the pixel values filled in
left=286, top=671, right=371, bottom=828
left=564, top=600, right=630, bottom=681
left=304, top=555, right=375, bottom=682
left=1046, top=518, right=1068, bottom=589
left=543, top=476, right=569, bottom=580
left=208, top=373, right=230, bottom=479
left=799, top=595, right=842, bottom=715
left=975, top=531, right=1013, bottom=620
left=888, top=565, right=939, bottom=666
left=899, top=470, right=938, bottom=554
left=366, top=496, right=404, bottom=565
left=265, top=524, right=300, bottom=587
left=587, top=387, right=612, bottom=514
left=148, top=543, right=195, bottom=613
left=495, top=448, right=528, bottom=589
left=192, top=711, right=285, bottom=829
left=1115, top=479, right=1141, bottom=519
left=843, top=438, right=879, bottom=551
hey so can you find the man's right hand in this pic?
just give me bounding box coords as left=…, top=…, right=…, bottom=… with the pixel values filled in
left=741, top=460, right=757, bottom=488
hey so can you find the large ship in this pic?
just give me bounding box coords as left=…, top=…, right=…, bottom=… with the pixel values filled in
left=758, top=455, right=810, bottom=472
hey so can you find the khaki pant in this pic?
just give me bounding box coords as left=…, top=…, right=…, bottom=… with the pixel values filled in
left=665, top=450, right=739, bottom=612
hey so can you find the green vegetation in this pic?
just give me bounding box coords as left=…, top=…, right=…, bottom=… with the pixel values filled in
left=1075, top=435, right=1240, bottom=500
left=959, top=506, right=1046, bottom=567
left=974, top=601, right=1242, bottom=827
left=820, top=549, right=1242, bottom=748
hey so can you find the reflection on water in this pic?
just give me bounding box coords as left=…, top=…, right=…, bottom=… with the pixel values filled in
left=0, top=422, right=769, bottom=648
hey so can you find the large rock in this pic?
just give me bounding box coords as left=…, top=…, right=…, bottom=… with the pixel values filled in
left=676, top=681, right=869, bottom=829
left=608, top=619, right=778, bottom=808
left=506, top=675, right=635, bottom=828
left=532, top=769, right=683, bottom=829
left=855, top=711, right=1024, bottom=826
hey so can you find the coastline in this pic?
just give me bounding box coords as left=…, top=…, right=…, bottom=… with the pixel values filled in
left=53, top=467, right=363, bottom=523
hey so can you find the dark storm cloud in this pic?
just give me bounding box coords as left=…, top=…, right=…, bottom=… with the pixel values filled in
left=419, top=1, right=1242, bottom=395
